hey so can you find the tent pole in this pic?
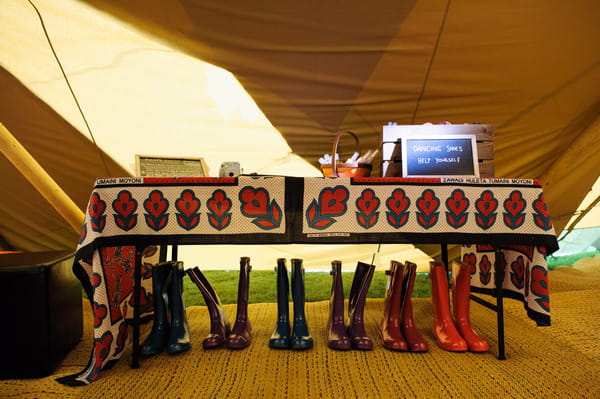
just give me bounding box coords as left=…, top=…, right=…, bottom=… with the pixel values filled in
left=0, top=122, right=85, bottom=233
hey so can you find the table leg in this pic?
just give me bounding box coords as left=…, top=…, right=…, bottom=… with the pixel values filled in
left=131, top=245, right=143, bottom=369
left=159, top=245, right=167, bottom=262
left=441, top=244, right=449, bottom=270
left=171, top=244, right=178, bottom=261
left=494, top=247, right=506, bottom=360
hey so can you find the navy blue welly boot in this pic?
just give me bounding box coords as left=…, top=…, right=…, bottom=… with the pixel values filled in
left=166, top=261, right=191, bottom=355
left=347, top=262, right=375, bottom=350
left=226, top=257, right=252, bottom=349
left=269, top=258, right=291, bottom=349
left=140, top=262, right=173, bottom=356
left=290, top=258, right=313, bottom=350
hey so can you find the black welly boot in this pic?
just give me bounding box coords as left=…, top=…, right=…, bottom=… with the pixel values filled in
left=290, top=258, right=313, bottom=350
left=226, top=257, right=252, bottom=350
left=347, top=262, right=375, bottom=350
left=166, top=261, right=191, bottom=355
left=186, top=267, right=230, bottom=349
left=269, top=258, right=291, bottom=349
left=140, top=262, right=173, bottom=356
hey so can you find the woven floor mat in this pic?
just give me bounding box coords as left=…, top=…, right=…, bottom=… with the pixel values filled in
left=4, top=292, right=598, bottom=399
left=548, top=256, right=600, bottom=292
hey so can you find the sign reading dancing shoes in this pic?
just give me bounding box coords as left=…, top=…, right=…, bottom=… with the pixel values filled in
left=401, top=135, right=479, bottom=177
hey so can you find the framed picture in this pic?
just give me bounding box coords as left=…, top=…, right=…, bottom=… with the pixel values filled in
left=400, top=134, right=479, bottom=177
left=135, top=155, right=209, bottom=177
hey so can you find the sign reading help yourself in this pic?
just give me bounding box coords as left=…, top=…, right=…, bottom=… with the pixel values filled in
left=402, top=135, right=479, bottom=177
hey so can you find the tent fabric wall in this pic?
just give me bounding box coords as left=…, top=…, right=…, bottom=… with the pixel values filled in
left=78, top=0, right=600, bottom=233
left=1, top=0, right=599, bottom=264
left=0, top=67, right=129, bottom=252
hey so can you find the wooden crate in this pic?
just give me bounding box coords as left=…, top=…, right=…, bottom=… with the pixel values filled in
left=381, top=124, right=495, bottom=178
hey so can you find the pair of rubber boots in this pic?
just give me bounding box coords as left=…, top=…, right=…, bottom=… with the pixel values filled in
left=380, top=260, right=429, bottom=352
left=429, top=260, right=489, bottom=352
left=269, top=258, right=313, bottom=350
left=140, top=261, right=191, bottom=356
left=187, top=257, right=252, bottom=350
left=327, top=261, right=375, bottom=351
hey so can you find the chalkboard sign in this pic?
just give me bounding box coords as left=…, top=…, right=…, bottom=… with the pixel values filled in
left=401, top=135, right=479, bottom=177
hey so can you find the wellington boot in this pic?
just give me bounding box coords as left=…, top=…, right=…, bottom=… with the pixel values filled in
left=429, top=261, right=467, bottom=352
left=401, top=261, right=429, bottom=352
left=290, top=259, right=313, bottom=350
left=166, top=261, right=192, bottom=355
left=226, top=257, right=252, bottom=350
left=347, top=262, right=375, bottom=351
left=269, top=259, right=291, bottom=349
left=327, top=261, right=351, bottom=350
left=186, top=267, right=230, bottom=349
left=380, top=261, right=408, bottom=351
left=452, top=261, right=489, bottom=352
left=140, top=262, right=172, bottom=356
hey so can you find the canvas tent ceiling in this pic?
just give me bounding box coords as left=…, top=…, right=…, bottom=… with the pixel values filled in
left=1, top=0, right=599, bottom=270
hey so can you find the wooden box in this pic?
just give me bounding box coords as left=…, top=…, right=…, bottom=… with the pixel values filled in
left=381, top=124, right=495, bottom=177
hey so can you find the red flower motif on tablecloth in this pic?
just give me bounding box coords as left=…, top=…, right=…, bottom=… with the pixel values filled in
left=89, top=192, right=107, bottom=232
left=503, top=190, right=526, bottom=229
left=144, top=190, right=169, bottom=231
left=115, top=322, right=128, bottom=356
left=92, top=272, right=101, bottom=288
left=356, top=189, right=380, bottom=229
left=445, top=189, right=469, bottom=229
left=533, top=193, right=553, bottom=231
left=79, top=223, right=87, bottom=244
left=174, top=189, right=201, bottom=230
left=207, top=189, right=232, bottom=230
left=386, top=188, right=410, bottom=228
left=142, top=246, right=157, bottom=279
left=502, top=245, right=535, bottom=260
left=524, top=263, right=530, bottom=296
left=416, top=189, right=439, bottom=229
left=531, top=265, right=550, bottom=312
left=91, top=331, right=113, bottom=381
left=476, top=244, right=495, bottom=252
left=306, top=186, right=349, bottom=229
left=143, top=245, right=158, bottom=257
left=510, top=255, right=526, bottom=289
left=462, top=253, right=477, bottom=276
left=475, top=190, right=498, bottom=230
left=93, top=301, right=107, bottom=328
left=239, top=187, right=281, bottom=229
left=479, top=255, right=492, bottom=285
left=112, top=190, right=138, bottom=231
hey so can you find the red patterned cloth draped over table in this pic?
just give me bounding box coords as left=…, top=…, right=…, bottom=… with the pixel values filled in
left=58, top=176, right=558, bottom=385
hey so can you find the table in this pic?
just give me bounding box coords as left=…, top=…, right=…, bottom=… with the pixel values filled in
left=57, top=176, right=558, bottom=385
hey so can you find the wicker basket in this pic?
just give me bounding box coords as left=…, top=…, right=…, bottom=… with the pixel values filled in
left=321, top=130, right=372, bottom=177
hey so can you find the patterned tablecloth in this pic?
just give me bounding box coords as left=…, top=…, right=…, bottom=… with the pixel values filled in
left=58, top=176, right=558, bottom=385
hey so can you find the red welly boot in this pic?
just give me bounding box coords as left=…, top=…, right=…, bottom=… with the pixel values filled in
left=401, top=261, right=428, bottom=352
left=226, top=257, right=252, bottom=350
left=347, top=262, right=375, bottom=350
left=429, top=261, right=467, bottom=352
left=380, top=261, right=408, bottom=351
left=327, top=261, right=351, bottom=350
left=452, top=261, right=489, bottom=352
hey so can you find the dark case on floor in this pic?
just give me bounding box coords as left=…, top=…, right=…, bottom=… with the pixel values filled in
left=0, top=251, right=82, bottom=379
